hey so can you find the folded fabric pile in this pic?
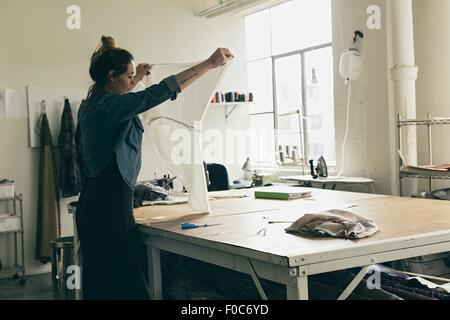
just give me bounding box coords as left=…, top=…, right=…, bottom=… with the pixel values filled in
left=358, top=264, right=450, bottom=300
left=133, top=182, right=169, bottom=208
left=285, top=209, right=379, bottom=239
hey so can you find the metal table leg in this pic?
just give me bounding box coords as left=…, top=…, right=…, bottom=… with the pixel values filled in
left=286, top=275, right=309, bottom=300
left=246, top=258, right=268, bottom=300
left=147, top=243, right=163, bottom=300
left=337, top=265, right=370, bottom=300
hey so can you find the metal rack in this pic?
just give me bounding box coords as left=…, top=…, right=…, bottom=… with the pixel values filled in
left=0, top=194, right=26, bottom=285
left=397, top=114, right=450, bottom=196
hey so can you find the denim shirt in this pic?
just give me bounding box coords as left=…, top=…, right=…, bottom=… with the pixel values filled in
left=78, top=75, right=181, bottom=189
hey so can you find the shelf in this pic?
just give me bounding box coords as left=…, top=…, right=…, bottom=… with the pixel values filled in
left=210, top=102, right=249, bottom=107
left=400, top=172, right=450, bottom=180
left=210, top=102, right=252, bottom=122
left=398, top=118, right=450, bottom=127
left=0, top=193, right=26, bottom=283
left=0, top=230, right=23, bottom=235
left=0, top=194, right=23, bottom=202
left=0, top=265, right=25, bottom=274
left=397, top=114, right=450, bottom=196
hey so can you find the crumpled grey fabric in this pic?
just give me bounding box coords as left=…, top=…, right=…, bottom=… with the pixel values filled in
left=133, top=182, right=169, bottom=208
left=285, top=209, right=379, bottom=239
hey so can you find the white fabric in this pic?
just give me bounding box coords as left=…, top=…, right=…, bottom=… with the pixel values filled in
left=407, top=277, right=450, bottom=293
left=138, top=62, right=230, bottom=213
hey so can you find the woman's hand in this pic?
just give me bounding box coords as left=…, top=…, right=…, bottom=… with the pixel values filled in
left=207, top=48, right=235, bottom=69
left=175, top=48, right=235, bottom=91
left=134, top=63, right=153, bottom=83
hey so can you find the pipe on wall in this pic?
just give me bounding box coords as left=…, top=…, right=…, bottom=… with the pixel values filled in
left=390, top=0, right=419, bottom=195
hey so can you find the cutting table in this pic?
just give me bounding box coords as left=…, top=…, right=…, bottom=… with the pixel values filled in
left=136, top=187, right=450, bottom=300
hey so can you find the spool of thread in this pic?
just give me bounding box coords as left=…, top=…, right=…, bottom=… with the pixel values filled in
left=292, top=150, right=297, bottom=163
left=226, top=92, right=234, bottom=102
left=279, top=151, right=285, bottom=164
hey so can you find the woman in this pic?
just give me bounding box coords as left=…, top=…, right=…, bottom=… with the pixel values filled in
left=76, top=35, right=234, bottom=300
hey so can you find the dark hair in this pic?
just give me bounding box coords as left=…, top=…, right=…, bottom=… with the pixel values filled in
left=87, top=36, right=134, bottom=99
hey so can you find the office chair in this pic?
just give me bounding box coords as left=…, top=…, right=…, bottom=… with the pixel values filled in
left=205, top=163, right=230, bottom=192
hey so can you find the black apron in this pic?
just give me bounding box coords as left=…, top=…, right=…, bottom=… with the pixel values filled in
left=76, top=155, right=148, bottom=300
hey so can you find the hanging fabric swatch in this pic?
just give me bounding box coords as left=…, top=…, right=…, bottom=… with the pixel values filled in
left=59, top=98, right=83, bottom=197
left=36, top=111, right=61, bottom=263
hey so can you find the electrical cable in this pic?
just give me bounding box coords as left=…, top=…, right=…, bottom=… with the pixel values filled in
left=337, top=81, right=352, bottom=177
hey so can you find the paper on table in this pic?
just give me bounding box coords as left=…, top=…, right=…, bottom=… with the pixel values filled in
left=5, top=88, right=28, bottom=118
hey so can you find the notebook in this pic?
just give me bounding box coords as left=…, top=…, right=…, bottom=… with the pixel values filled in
left=254, top=189, right=312, bottom=200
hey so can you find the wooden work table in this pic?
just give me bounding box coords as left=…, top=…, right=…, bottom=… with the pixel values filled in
left=136, top=187, right=450, bottom=300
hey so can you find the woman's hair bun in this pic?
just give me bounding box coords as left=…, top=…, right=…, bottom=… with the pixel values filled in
left=101, top=36, right=116, bottom=49
left=91, top=36, right=116, bottom=63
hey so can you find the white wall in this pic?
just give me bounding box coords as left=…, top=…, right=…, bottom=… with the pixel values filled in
left=0, top=0, right=248, bottom=276
left=413, top=0, right=450, bottom=192
left=332, top=0, right=397, bottom=195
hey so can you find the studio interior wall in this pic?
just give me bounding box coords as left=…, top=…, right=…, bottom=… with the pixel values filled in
left=332, top=0, right=397, bottom=195
left=0, top=0, right=248, bottom=276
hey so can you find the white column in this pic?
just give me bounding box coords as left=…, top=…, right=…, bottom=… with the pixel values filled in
left=390, top=0, right=418, bottom=195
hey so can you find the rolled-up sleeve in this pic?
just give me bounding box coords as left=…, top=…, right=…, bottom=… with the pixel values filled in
left=163, top=75, right=182, bottom=101
left=99, top=75, right=182, bottom=125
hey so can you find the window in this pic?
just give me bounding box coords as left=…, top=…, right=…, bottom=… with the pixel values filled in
left=245, top=0, right=335, bottom=166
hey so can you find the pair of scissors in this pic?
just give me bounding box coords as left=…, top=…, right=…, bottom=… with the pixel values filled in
left=181, top=223, right=222, bottom=230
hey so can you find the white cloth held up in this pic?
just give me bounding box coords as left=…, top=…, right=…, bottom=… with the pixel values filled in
left=137, top=62, right=230, bottom=213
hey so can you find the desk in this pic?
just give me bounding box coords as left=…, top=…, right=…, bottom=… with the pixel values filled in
left=280, top=175, right=375, bottom=193
left=136, top=188, right=450, bottom=300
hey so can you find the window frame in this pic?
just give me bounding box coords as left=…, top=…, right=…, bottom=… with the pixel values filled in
left=248, top=42, right=333, bottom=167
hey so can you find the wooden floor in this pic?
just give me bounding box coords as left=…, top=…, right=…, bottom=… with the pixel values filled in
left=0, top=273, right=53, bottom=300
